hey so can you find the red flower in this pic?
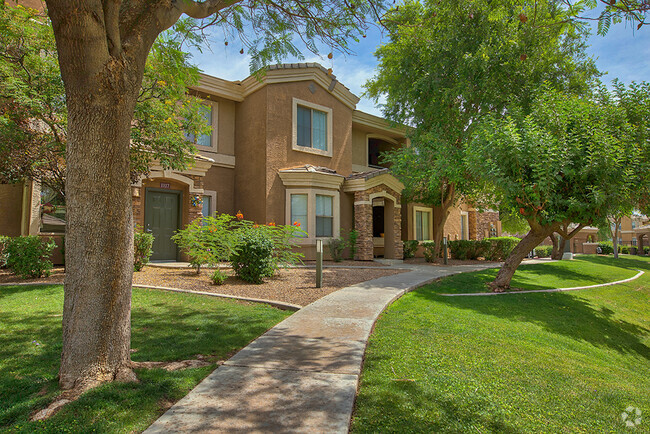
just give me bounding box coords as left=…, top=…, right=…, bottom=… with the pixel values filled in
left=268, top=222, right=276, bottom=227
left=253, top=224, right=259, bottom=228
left=236, top=210, right=244, bottom=220
left=293, top=221, right=301, bottom=227
left=519, top=208, right=525, bottom=215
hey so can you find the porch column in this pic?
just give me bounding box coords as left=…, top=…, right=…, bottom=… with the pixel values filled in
left=638, top=235, right=645, bottom=255
left=187, top=175, right=204, bottom=225
left=393, top=194, right=403, bottom=259
left=468, top=210, right=478, bottom=240
left=354, top=191, right=373, bottom=260
left=131, top=186, right=143, bottom=228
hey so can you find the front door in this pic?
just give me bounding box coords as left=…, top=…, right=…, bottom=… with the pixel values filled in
left=145, top=189, right=180, bottom=261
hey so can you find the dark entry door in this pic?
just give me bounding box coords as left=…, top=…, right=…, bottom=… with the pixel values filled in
left=145, top=189, right=180, bottom=261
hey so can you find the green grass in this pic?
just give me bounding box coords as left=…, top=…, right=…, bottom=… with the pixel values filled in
left=0, top=285, right=291, bottom=433
left=433, top=255, right=641, bottom=294
left=352, top=255, right=650, bottom=433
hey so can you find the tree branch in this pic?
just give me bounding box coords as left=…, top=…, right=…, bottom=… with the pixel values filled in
left=173, top=0, right=230, bottom=19
left=103, top=0, right=122, bottom=57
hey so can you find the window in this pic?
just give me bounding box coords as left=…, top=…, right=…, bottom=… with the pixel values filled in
left=292, top=98, right=332, bottom=156
left=316, top=195, right=333, bottom=237
left=291, top=194, right=308, bottom=236
left=201, top=195, right=212, bottom=225
left=187, top=104, right=214, bottom=148
left=415, top=210, right=430, bottom=241
left=632, top=238, right=637, bottom=246
left=632, top=220, right=637, bottom=229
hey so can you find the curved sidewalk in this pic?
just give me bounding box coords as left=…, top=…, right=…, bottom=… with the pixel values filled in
left=144, top=263, right=498, bottom=433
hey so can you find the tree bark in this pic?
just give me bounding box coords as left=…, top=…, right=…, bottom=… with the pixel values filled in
left=550, top=233, right=565, bottom=260
left=46, top=1, right=152, bottom=390
left=488, top=225, right=556, bottom=292
left=431, top=202, right=452, bottom=262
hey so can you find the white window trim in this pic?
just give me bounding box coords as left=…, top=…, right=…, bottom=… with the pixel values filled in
left=195, top=101, right=219, bottom=152
left=202, top=190, right=217, bottom=217
left=285, top=187, right=340, bottom=244
left=292, top=97, right=333, bottom=157
left=413, top=206, right=433, bottom=241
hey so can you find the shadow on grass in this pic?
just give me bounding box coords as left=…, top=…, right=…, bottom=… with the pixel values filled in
left=415, top=289, right=650, bottom=361
left=575, top=254, right=650, bottom=270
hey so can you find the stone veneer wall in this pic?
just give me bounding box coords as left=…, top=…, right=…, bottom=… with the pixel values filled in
left=354, top=184, right=403, bottom=261
left=476, top=211, right=500, bottom=240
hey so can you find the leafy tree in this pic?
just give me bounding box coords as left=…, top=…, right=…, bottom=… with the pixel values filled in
left=367, top=0, right=598, bottom=260
left=469, top=87, right=641, bottom=291
left=0, top=5, right=209, bottom=201
left=37, top=0, right=383, bottom=395
left=559, top=0, right=650, bottom=34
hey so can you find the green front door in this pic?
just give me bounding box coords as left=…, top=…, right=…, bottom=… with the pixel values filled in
left=145, top=189, right=180, bottom=261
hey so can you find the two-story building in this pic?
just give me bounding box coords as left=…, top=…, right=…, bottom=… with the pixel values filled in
left=0, top=63, right=501, bottom=262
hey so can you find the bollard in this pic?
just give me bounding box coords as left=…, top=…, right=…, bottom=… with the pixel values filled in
left=316, top=239, right=323, bottom=288
left=443, top=236, right=448, bottom=265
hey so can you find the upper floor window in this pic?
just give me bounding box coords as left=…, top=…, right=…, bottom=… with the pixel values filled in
left=187, top=103, right=215, bottom=149
left=292, top=98, right=332, bottom=157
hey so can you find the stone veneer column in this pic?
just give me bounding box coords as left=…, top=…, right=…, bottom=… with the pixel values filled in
left=131, top=186, right=143, bottom=228
left=468, top=210, right=478, bottom=240
left=187, top=174, right=204, bottom=225
left=354, top=190, right=373, bottom=261
left=393, top=194, right=403, bottom=259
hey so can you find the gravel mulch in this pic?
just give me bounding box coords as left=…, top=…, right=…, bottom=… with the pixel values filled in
left=0, top=266, right=407, bottom=307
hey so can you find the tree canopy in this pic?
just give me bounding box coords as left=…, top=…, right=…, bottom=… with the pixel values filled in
left=0, top=4, right=210, bottom=199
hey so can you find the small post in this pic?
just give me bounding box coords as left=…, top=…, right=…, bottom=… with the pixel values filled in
left=443, top=236, right=448, bottom=265
left=316, top=239, right=323, bottom=288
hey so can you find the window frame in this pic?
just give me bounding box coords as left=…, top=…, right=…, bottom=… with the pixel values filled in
left=292, top=98, right=333, bottom=157
left=192, top=101, right=218, bottom=151
left=315, top=194, right=334, bottom=238
left=285, top=188, right=340, bottom=243
left=412, top=206, right=433, bottom=241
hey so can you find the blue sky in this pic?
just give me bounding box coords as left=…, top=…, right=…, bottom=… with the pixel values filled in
left=190, top=14, right=649, bottom=117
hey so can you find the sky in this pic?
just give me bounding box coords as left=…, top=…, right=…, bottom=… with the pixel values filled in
left=189, top=12, right=650, bottom=117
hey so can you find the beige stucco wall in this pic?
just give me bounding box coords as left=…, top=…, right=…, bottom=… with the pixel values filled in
left=263, top=80, right=354, bottom=227
left=351, top=128, right=367, bottom=167
left=0, top=183, right=24, bottom=237
left=234, top=87, right=268, bottom=224
left=203, top=166, right=235, bottom=215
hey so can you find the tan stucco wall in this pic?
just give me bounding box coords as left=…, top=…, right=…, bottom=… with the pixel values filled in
left=203, top=166, right=235, bottom=215
left=351, top=128, right=367, bottom=167
left=0, top=183, right=24, bottom=237
left=234, top=87, right=268, bottom=224
left=264, top=80, right=354, bottom=227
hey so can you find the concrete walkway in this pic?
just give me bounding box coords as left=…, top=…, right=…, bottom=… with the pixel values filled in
left=144, top=262, right=499, bottom=433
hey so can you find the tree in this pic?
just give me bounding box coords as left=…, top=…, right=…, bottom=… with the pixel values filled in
left=366, top=0, right=598, bottom=260
left=38, top=0, right=383, bottom=393
left=469, top=87, right=640, bottom=291
left=0, top=5, right=210, bottom=201
left=559, top=0, right=650, bottom=34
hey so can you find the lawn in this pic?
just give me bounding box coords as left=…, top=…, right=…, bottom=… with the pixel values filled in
left=0, top=285, right=291, bottom=433
left=352, top=255, right=650, bottom=433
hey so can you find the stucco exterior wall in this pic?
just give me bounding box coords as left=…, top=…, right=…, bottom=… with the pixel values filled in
left=351, top=128, right=367, bottom=168
left=234, top=87, right=268, bottom=224
left=0, top=183, right=24, bottom=237
left=203, top=166, right=235, bottom=215
left=264, top=80, right=354, bottom=227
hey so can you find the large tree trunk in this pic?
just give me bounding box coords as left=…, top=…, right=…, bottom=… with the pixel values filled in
left=47, top=2, right=151, bottom=390
left=431, top=202, right=452, bottom=262
left=488, top=225, right=556, bottom=292
left=550, top=233, right=565, bottom=260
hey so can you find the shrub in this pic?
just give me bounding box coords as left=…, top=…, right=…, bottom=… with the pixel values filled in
left=644, top=246, right=649, bottom=255
left=422, top=241, right=436, bottom=262
left=484, top=236, right=521, bottom=261
left=534, top=245, right=553, bottom=258
left=347, top=229, right=359, bottom=260
left=172, top=214, right=238, bottom=273
left=598, top=241, right=614, bottom=255
left=210, top=269, right=227, bottom=285
left=133, top=228, right=154, bottom=271
left=403, top=240, right=419, bottom=259
left=0, top=235, right=10, bottom=268
left=231, top=230, right=274, bottom=283
left=327, top=238, right=346, bottom=262
left=4, top=236, right=56, bottom=278
left=448, top=239, right=490, bottom=260
left=250, top=222, right=306, bottom=272
left=621, top=245, right=630, bottom=254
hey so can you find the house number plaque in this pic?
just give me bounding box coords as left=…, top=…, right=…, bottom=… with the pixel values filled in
left=160, top=182, right=171, bottom=189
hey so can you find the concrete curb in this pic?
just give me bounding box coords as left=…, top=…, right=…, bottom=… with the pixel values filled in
left=132, top=284, right=302, bottom=311
left=439, top=270, right=645, bottom=297
left=0, top=281, right=61, bottom=287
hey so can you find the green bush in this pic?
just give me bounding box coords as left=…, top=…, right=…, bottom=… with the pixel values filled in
left=327, top=238, right=346, bottom=262
left=598, top=241, right=614, bottom=255
left=4, top=236, right=56, bottom=278
left=534, top=245, right=553, bottom=258
left=422, top=241, right=436, bottom=262
left=0, top=235, right=10, bottom=268
left=448, top=239, right=490, bottom=260
left=133, top=228, right=154, bottom=272
left=620, top=245, right=630, bottom=254
left=347, top=229, right=359, bottom=260
left=210, top=269, right=227, bottom=285
left=484, top=236, right=521, bottom=261
left=231, top=230, right=274, bottom=283
left=403, top=240, right=419, bottom=259
left=644, top=246, right=649, bottom=255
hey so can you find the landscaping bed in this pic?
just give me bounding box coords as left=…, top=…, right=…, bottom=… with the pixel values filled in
left=0, top=265, right=407, bottom=307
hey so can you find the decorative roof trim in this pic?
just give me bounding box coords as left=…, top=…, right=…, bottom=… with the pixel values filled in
left=343, top=172, right=405, bottom=193
left=278, top=170, right=345, bottom=190
left=352, top=110, right=408, bottom=136
left=192, top=74, right=244, bottom=102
